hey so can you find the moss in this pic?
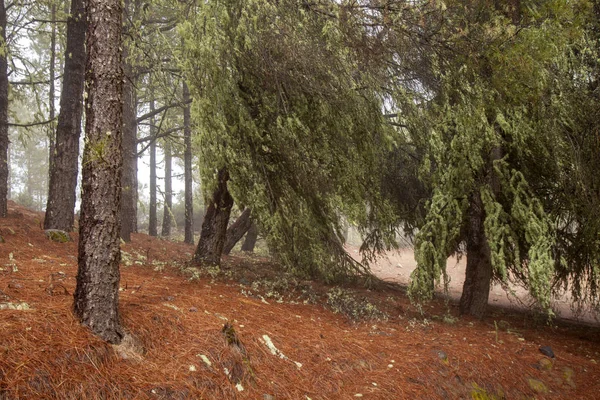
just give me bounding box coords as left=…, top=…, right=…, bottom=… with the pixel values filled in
left=44, top=229, right=72, bottom=243
left=527, top=378, right=548, bottom=394
left=326, top=288, right=388, bottom=322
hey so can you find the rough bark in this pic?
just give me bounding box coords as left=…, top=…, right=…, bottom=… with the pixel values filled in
left=44, top=0, right=86, bottom=230
left=120, top=0, right=138, bottom=242
left=0, top=0, right=9, bottom=217
left=193, top=168, right=234, bottom=265
left=459, top=191, right=493, bottom=318
left=148, top=98, right=157, bottom=236
left=161, top=138, right=172, bottom=237
left=73, top=0, right=124, bottom=344
left=241, top=222, right=258, bottom=252
left=183, top=81, right=194, bottom=244
left=223, top=208, right=252, bottom=255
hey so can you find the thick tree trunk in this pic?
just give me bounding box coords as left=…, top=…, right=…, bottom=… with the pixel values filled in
left=241, top=222, right=258, bottom=252
left=148, top=97, right=157, bottom=236
left=161, top=139, right=172, bottom=237
left=223, top=208, right=252, bottom=255
left=0, top=0, right=9, bottom=217
left=120, top=0, right=138, bottom=242
left=74, top=0, right=124, bottom=344
left=183, top=81, right=194, bottom=244
left=193, top=168, right=234, bottom=265
left=459, top=191, right=493, bottom=318
left=44, top=0, right=86, bottom=230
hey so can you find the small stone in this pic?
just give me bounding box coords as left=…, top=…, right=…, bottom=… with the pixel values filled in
left=263, top=395, right=275, bottom=400
left=434, top=350, right=448, bottom=362
left=189, top=307, right=198, bottom=312
left=539, top=346, right=555, bottom=358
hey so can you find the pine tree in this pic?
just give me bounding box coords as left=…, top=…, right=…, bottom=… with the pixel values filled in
left=74, top=0, right=124, bottom=344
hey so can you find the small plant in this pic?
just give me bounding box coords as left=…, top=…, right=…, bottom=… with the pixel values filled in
left=205, top=264, right=221, bottom=279
left=326, top=288, right=388, bottom=322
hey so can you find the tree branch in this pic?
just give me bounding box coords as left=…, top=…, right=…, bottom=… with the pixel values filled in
left=136, top=99, right=191, bottom=124
left=9, top=118, right=56, bottom=128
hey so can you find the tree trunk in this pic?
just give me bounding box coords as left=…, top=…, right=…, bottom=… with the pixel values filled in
left=48, top=4, right=56, bottom=174
left=459, top=191, right=492, bottom=318
left=148, top=97, right=157, bottom=236
left=120, top=0, right=138, bottom=242
left=74, top=0, right=124, bottom=344
left=44, top=0, right=86, bottom=230
left=193, top=168, right=234, bottom=265
left=0, top=0, right=9, bottom=217
left=161, top=138, right=172, bottom=237
left=241, top=222, right=258, bottom=252
left=223, top=207, right=252, bottom=255
left=183, top=81, right=194, bottom=244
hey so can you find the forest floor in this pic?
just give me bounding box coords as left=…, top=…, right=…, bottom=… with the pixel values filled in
left=0, top=201, right=599, bottom=399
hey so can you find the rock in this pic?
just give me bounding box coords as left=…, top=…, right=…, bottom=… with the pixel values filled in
left=239, top=277, right=250, bottom=286
left=434, top=350, right=448, bottom=363
left=44, top=229, right=72, bottom=243
left=0, top=234, right=4, bottom=243
left=538, top=358, right=553, bottom=371
left=539, top=345, right=555, bottom=358
left=0, top=302, right=31, bottom=311
left=528, top=378, right=548, bottom=394
left=562, top=367, right=576, bottom=388
left=189, top=307, right=198, bottom=312
left=263, top=395, right=275, bottom=400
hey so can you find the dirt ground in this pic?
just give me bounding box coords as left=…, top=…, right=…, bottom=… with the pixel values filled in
left=1, top=201, right=599, bottom=399
left=357, top=247, right=598, bottom=324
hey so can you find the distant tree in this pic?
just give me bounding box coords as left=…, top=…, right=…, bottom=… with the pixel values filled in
left=0, top=0, right=8, bottom=217
left=44, top=0, right=86, bottom=231
left=120, top=0, right=139, bottom=242
left=73, top=0, right=124, bottom=343
left=148, top=101, right=157, bottom=237
left=161, top=137, right=172, bottom=237
left=183, top=81, right=193, bottom=244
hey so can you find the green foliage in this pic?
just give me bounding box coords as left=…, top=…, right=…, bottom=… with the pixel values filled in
left=181, top=0, right=393, bottom=281
left=405, top=0, right=592, bottom=312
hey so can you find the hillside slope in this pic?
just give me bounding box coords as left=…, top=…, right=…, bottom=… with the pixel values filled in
left=1, top=201, right=599, bottom=399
